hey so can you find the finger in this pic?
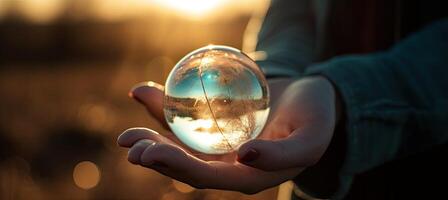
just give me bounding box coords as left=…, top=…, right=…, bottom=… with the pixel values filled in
left=129, top=81, right=168, bottom=127
left=137, top=140, right=299, bottom=193
left=267, top=78, right=294, bottom=110
left=137, top=141, right=217, bottom=188
left=117, top=127, right=177, bottom=148
left=127, top=139, right=155, bottom=164
left=237, top=128, right=332, bottom=171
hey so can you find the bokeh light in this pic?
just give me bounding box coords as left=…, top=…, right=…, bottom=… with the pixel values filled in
left=0, top=0, right=276, bottom=199
left=0, top=0, right=9, bottom=20
left=16, top=0, right=66, bottom=24
left=153, top=0, right=225, bottom=18
left=77, top=103, right=116, bottom=132
left=0, top=0, right=265, bottom=23
left=73, top=161, right=101, bottom=190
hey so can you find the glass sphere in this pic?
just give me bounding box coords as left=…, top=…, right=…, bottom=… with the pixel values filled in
left=164, top=45, right=270, bottom=154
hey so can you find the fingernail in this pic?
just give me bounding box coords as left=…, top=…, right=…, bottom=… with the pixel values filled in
left=238, top=149, right=259, bottom=163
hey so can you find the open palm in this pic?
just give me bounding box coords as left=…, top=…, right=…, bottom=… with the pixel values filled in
left=118, top=76, right=338, bottom=193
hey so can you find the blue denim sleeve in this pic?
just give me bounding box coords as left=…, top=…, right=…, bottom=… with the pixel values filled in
left=304, top=19, right=448, bottom=198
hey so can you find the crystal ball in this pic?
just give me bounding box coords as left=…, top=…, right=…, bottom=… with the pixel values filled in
left=164, top=45, right=270, bottom=154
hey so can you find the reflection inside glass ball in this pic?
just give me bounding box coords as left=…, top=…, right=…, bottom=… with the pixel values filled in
left=164, top=45, right=270, bottom=154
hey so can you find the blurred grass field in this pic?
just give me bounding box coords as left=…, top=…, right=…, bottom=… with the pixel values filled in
left=0, top=0, right=285, bottom=199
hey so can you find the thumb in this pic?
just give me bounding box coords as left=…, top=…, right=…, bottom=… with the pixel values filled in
left=130, top=81, right=168, bottom=127
left=237, top=128, right=329, bottom=171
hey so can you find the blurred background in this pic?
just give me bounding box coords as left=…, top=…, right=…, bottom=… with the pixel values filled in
left=0, top=0, right=292, bottom=199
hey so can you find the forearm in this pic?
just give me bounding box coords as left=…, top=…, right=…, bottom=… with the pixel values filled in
left=298, top=18, right=448, bottom=198
left=309, top=18, right=448, bottom=170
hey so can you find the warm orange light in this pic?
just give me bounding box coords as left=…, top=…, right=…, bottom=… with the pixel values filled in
left=154, top=0, right=225, bottom=17
left=17, top=0, right=66, bottom=24
left=73, top=161, right=101, bottom=190
left=172, top=179, right=195, bottom=193
left=0, top=0, right=9, bottom=19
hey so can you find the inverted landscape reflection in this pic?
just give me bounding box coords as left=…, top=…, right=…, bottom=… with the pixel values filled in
left=164, top=45, right=270, bottom=154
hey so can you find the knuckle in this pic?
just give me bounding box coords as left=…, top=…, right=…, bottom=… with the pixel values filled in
left=153, top=143, right=173, bottom=153
left=152, top=143, right=181, bottom=160
left=139, top=145, right=157, bottom=163
left=139, top=153, right=153, bottom=165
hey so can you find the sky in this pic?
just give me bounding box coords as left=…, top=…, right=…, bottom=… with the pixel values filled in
left=165, top=66, right=264, bottom=100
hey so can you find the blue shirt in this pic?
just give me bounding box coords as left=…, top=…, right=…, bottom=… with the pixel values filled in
left=254, top=0, right=448, bottom=199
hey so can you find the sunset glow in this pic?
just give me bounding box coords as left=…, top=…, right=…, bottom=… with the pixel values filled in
left=153, top=0, right=225, bottom=17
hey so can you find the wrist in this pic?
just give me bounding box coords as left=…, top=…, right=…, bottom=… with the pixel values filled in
left=294, top=75, right=347, bottom=198
left=313, top=75, right=344, bottom=125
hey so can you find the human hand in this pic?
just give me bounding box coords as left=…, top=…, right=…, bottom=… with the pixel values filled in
left=117, top=76, right=339, bottom=193
left=237, top=76, right=340, bottom=171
